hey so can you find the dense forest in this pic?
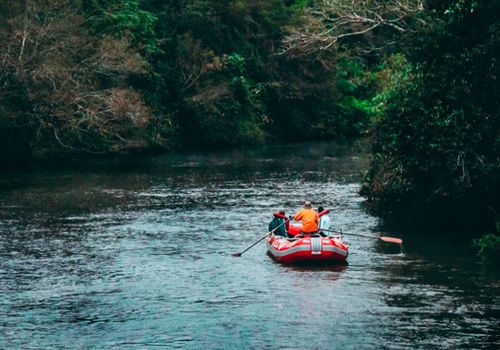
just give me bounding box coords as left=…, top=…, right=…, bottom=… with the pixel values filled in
left=1, top=0, right=424, bottom=159
left=0, top=1, right=498, bottom=249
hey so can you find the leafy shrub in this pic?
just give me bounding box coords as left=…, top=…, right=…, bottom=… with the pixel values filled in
left=473, top=234, right=500, bottom=263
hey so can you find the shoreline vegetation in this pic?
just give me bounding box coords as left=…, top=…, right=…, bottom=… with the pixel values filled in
left=1, top=1, right=498, bottom=255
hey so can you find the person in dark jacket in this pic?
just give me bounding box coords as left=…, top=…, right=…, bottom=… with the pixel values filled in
left=268, top=210, right=288, bottom=236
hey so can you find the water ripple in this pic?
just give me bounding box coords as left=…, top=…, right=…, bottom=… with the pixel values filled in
left=0, top=141, right=498, bottom=349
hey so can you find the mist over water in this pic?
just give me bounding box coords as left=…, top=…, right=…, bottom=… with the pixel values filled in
left=1, top=141, right=498, bottom=349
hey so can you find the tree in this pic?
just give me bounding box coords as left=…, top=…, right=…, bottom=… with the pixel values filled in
left=362, top=0, right=500, bottom=229
left=0, top=0, right=171, bottom=159
left=280, top=0, right=426, bottom=57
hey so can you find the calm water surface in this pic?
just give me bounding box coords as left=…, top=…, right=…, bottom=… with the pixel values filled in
left=0, top=141, right=498, bottom=349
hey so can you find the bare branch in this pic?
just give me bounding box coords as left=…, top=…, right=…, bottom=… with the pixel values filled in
left=280, top=0, right=426, bottom=57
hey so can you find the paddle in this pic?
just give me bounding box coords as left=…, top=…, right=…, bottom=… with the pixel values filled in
left=321, top=229, right=403, bottom=245
left=233, top=219, right=290, bottom=257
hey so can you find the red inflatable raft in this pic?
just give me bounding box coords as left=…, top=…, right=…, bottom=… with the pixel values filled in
left=266, top=222, right=349, bottom=264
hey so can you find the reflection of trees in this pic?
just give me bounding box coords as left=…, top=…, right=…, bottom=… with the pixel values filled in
left=376, top=233, right=500, bottom=348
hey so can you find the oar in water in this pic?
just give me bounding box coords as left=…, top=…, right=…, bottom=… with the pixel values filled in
left=322, top=229, right=403, bottom=245
left=233, top=219, right=290, bottom=257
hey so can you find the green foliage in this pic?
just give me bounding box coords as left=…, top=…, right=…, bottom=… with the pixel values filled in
left=371, top=54, right=415, bottom=117
left=473, top=233, right=500, bottom=263
left=444, top=0, right=480, bottom=17
left=287, top=0, right=311, bottom=12
left=334, top=58, right=377, bottom=134
left=83, top=0, right=159, bottom=54
left=142, top=0, right=351, bottom=147
left=0, top=1, right=172, bottom=159
left=362, top=0, right=500, bottom=228
left=1, top=0, right=387, bottom=159
left=225, top=53, right=246, bottom=75
left=261, top=52, right=339, bottom=140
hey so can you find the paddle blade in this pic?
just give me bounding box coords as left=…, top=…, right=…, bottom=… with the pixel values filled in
left=232, top=252, right=242, bottom=257
left=379, top=236, right=403, bottom=244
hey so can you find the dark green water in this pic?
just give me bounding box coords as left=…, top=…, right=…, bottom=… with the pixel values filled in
left=0, top=141, right=498, bottom=349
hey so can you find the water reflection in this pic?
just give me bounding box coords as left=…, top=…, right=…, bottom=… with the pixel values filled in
left=374, top=229, right=500, bottom=348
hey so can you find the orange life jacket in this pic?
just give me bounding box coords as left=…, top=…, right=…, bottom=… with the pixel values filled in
left=293, top=208, right=318, bottom=233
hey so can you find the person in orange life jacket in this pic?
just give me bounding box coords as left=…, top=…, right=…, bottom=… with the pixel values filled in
left=268, top=210, right=288, bottom=237
left=293, top=200, right=318, bottom=235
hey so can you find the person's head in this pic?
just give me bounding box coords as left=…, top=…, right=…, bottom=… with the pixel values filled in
left=279, top=209, right=286, bottom=215
left=303, top=200, right=312, bottom=209
left=318, top=206, right=324, bottom=212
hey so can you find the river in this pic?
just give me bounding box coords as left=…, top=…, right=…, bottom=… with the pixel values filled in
left=0, top=141, right=498, bottom=349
